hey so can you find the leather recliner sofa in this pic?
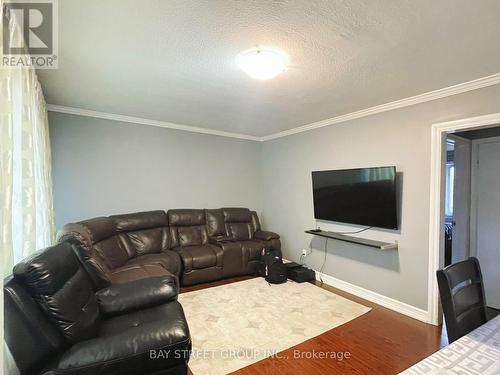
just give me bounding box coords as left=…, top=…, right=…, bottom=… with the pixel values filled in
left=59, top=207, right=280, bottom=286
left=4, top=241, right=191, bottom=375
left=58, top=210, right=182, bottom=289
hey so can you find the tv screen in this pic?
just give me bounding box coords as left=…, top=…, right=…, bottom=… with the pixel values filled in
left=312, top=166, right=398, bottom=229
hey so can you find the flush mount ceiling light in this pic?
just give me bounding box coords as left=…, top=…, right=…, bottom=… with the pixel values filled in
left=236, top=48, right=288, bottom=80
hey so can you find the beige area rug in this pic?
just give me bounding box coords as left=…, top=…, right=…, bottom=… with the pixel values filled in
left=178, top=278, right=371, bottom=375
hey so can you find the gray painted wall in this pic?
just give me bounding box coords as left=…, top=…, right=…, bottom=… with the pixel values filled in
left=50, top=84, right=500, bottom=310
left=260, top=84, right=500, bottom=310
left=49, top=112, right=262, bottom=228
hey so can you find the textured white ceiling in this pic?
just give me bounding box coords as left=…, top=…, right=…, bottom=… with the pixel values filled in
left=38, top=0, right=500, bottom=137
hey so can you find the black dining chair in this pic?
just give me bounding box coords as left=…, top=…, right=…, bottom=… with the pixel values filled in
left=437, top=257, right=488, bottom=343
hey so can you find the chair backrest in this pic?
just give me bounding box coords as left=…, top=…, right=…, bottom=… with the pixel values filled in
left=436, top=257, right=488, bottom=343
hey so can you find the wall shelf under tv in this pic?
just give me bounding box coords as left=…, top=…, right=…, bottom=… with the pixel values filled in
left=305, top=230, right=398, bottom=250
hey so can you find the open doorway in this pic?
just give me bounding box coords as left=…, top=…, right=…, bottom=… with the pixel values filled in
left=428, top=113, right=500, bottom=326
left=442, top=124, right=500, bottom=318
left=443, top=135, right=471, bottom=266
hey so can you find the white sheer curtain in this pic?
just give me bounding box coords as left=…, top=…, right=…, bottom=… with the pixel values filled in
left=0, top=0, right=55, bottom=279
left=1, top=1, right=56, bottom=373
left=1, top=69, right=56, bottom=274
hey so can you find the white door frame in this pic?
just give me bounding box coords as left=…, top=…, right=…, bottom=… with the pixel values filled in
left=448, top=134, right=472, bottom=263
left=427, top=112, right=500, bottom=326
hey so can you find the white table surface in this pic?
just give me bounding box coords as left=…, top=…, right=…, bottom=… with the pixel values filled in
left=400, top=315, right=500, bottom=374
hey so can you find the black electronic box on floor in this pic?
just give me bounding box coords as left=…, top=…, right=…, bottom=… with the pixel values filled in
left=285, top=262, right=316, bottom=283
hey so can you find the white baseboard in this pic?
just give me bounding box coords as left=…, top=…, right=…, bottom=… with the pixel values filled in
left=283, top=259, right=429, bottom=323
left=315, top=272, right=429, bottom=323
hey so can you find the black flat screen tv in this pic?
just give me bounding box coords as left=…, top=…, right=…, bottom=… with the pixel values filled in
left=312, top=166, right=398, bottom=229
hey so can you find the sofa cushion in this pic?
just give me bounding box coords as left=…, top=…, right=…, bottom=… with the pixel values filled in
left=111, top=211, right=168, bottom=232
left=13, top=242, right=100, bottom=343
left=222, top=207, right=252, bottom=223
left=110, top=264, right=172, bottom=284
left=178, top=226, right=205, bottom=246
left=110, top=211, right=170, bottom=258
left=168, top=209, right=208, bottom=248
left=78, top=217, right=116, bottom=244
left=57, top=220, right=116, bottom=289
left=95, top=235, right=130, bottom=269
left=57, top=302, right=190, bottom=374
left=121, top=227, right=170, bottom=256
left=125, top=251, right=181, bottom=277
left=222, top=208, right=256, bottom=240
left=168, top=209, right=205, bottom=226
left=59, top=217, right=130, bottom=270
left=184, top=246, right=216, bottom=269
left=178, top=245, right=223, bottom=271
left=227, top=222, right=253, bottom=241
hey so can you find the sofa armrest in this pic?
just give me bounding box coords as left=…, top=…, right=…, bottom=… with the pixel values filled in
left=254, top=230, right=280, bottom=241
left=96, top=276, right=177, bottom=317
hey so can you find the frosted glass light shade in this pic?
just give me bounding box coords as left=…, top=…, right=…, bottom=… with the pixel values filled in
left=236, top=48, right=288, bottom=80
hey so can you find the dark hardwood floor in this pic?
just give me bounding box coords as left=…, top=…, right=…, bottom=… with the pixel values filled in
left=181, top=276, right=446, bottom=375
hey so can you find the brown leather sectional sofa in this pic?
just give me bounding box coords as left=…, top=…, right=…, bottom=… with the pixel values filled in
left=58, top=207, right=280, bottom=287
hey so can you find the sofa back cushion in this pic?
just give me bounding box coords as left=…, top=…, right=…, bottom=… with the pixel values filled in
left=13, top=242, right=100, bottom=343
left=124, top=228, right=168, bottom=255
left=94, top=235, right=130, bottom=269
left=250, top=211, right=261, bottom=232
left=111, top=210, right=168, bottom=232
left=228, top=223, right=253, bottom=240
left=111, top=211, right=169, bottom=257
left=178, top=226, right=203, bottom=246
left=57, top=218, right=115, bottom=289
left=59, top=216, right=129, bottom=270
left=168, top=209, right=205, bottom=226
left=205, top=209, right=225, bottom=237
left=79, top=216, right=130, bottom=269
left=168, top=209, right=208, bottom=247
left=222, top=207, right=255, bottom=241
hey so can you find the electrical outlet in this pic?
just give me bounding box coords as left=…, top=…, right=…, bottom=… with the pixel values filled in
left=301, top=249, right=308, bottom=256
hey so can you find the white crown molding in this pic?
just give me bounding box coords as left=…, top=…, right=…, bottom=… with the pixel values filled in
left=46, top=104, right=261, bottom=142
left=261, top=73, right=500, bottom=141
left=47, top=73, right=500, bottom=142
left=431, top=112, right=500, bottom=131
